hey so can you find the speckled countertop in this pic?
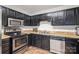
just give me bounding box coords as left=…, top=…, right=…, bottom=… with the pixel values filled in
left=2, top=30, right=79, bottom=39
left=1, top=35, right=11, bottom=39
left=21, top=30, right=79, bottom=39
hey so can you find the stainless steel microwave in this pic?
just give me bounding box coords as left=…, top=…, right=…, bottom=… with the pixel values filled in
left=8, top=18, right=24, bottom=27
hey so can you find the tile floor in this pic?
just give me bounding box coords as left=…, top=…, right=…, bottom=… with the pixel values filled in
left=24, top=46, right=50, bottom=54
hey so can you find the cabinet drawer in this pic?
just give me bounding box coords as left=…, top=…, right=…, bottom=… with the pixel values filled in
left=2, top=40, right=9, bottom=44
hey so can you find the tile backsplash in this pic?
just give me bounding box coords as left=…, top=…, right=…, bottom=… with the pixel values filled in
left=22, top=25, right=78, bottom=32
left=52, top=25, right=77, bottom=32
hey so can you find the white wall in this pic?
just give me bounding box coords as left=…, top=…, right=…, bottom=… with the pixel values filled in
left=52, top=25, right=77, bottom=32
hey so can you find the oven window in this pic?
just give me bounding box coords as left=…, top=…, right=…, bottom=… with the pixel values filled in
left=15, top=39, right=21, bottom=48
left=14, top=37, right=27, bottom=48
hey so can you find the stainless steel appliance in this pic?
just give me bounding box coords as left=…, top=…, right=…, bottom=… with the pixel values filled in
left=12, top=35, right=28, bottom=54
left=8, top=18, right=24, bottom=27
left=50, top=37, right=65, bottom=54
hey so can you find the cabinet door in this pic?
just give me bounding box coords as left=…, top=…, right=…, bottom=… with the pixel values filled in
left=40, top=14, right=47, bottom=20
left=2, top=7, right=8, bottom=26
left=51, top=12, right=58, bottom=25
left=15, top=12, right=24, bottom=19
left=28, top=34, right=32, bottom=46
left=51, top=11, right=65, bottom=25
left=20, top=13, right=25, bottom=20
left=64, top=8, right=76, bottom=25
left=76, top=7, right=79, bottom=25
left=2, top=39, right=10, bottom=54
left=24, top=15, right=30, bottom=26
left=7, top=8, right=15, bottom=18
left=41, top=35, right=50, bottom=50
left=30, top=16, right=34, bottom=26
left=56, top=11, right=65, bottom=25
left=65, top=38, right=77, bottom=54
left=31, top=34, right=36, bottom=46
left=35, top=35, right=41, bottom=48
left=30, top=16, right=39, bottom=26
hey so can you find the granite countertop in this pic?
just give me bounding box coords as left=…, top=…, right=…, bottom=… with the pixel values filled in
left=1, top=35, right=11, bottom=39
left=21, top=30, right=79, bottom=39
left=2, top=30, right=79, bottom=39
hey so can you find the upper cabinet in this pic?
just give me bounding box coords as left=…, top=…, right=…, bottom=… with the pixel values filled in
left=2, top=7, right=8, bottom=26
left=2, top=6, right=79, bottom=26
left=40, top=14, right=48, bottom=21
left=51, top=9, right=76, bottom=26
left=2, top=6, right=30, bottom=26
left=24, top=15, right=31, bottom=26
left=51, top=12, right=59, bottom=25
left=6, top=8, right=16, bottom=18
left=15, top=12, right=25, bottom=20
left=76, top=7, right=79, bottom=25
left=64, top=8, right=76, bottom=25
left=56, top=11, right=65, bottom=25
left=30, top=16, right=40, bottom=26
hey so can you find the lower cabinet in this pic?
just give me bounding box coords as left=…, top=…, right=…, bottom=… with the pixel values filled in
left=2, top=38, right=10, bottom=54
left=28, top=34, right=79, bottom=54
left=28, top=34, right=32, bottom=46
left=34, top=35, right=41, bottom=48
left=65, top=38, right=78, bottom=54
left=41, top=35, right=50, bottom=50
left=29, top=34, right=50, bottom=51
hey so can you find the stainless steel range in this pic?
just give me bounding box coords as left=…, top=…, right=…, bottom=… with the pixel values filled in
left=4, top=26, right=28, bottom=54
left=12, top=34, right=28, bottom=54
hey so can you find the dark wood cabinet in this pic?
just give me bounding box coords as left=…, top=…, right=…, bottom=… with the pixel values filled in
left=34, top=35, right=41, bottom=48
left=65, top=38, right=79, bottom=54
left=51, top=12, right=58, bottom=25
left=40, top=14, right=48, bottom=20
left=2, top=38, right=10, bottom=54
left=1, top=6, right=30, bottom=26
left=64, top=8, right=76, bottom=25
left=51, top=9, right=76, bottom=25
left=76, top=7, right=79, bottom=25
left=41, top=35, right=50, bottom=50
left=6, top=8, right=15, bottom=18
left=2, top=6, right=79, bottom=26
left=15, top=12, right=24, bottom=20
left=31, top=34, right=37, bottom=46
left=29, top=34, right=50, bottom=50
left=30, top=16, right=39, bottom=26
left=28, top=34, right=32, bottom=46
left=24, top=15, right=30, bottom=26
left=56, top=11, right=65, bottom=25
left=2, top=7, right=8, bottom=26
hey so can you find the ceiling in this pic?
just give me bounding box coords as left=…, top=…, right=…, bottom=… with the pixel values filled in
left=4, top=5, right=79, bottom=16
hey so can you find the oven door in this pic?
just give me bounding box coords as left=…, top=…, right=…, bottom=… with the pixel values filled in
left=13, top=36, right=28, bottom=51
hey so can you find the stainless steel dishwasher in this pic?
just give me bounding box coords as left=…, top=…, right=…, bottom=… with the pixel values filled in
left=50, top=36, right=65, bottom=54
